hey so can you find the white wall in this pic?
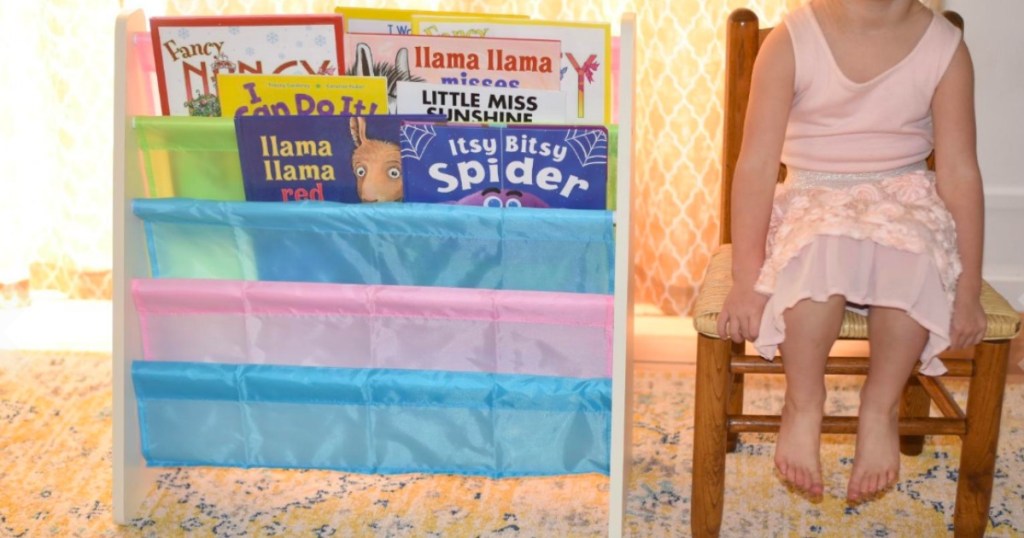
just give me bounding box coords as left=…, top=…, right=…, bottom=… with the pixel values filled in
left=944, top=0, right=1024, bottom=309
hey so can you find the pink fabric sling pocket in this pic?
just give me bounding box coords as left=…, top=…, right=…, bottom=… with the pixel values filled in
left=133, top=278, right=614, bottom=378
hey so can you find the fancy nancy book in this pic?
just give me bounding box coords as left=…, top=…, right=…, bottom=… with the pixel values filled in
left=150, top=15, right=345, bottom=116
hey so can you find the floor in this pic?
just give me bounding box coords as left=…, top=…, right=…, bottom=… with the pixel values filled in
left=0, top=292, right=113, bottom=353
left=1, top=298, right=1022, bottom=536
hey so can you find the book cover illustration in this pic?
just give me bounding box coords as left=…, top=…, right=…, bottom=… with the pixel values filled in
left=394, top=80, right=566, bottom=123
left=412, top=16, right=611, bottom=124
left=150, top=15, right=345, bottom=116
left=400, top=123, right=608, bottom=209
left=344, top=33, right=561, bottom=114
left=235, top=114, right=443, bottom=203
left=218, top=73, right=389, bottom=116
left=335, top=7, right=527, bottom=35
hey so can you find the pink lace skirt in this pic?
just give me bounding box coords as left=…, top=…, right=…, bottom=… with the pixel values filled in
left=752, top=163, right=962, bottom=376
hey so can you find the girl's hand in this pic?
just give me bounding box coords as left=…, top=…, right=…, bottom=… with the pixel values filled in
left=717, top=285, right=770, bottom=344
left=949, top=290, right=987, bottom=350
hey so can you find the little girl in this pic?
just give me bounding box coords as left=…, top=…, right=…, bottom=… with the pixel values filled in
left=716, top=0, right=987, bottom=502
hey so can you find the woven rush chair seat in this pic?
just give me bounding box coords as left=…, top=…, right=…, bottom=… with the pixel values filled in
left=693, top=244, right=1022, bottom=341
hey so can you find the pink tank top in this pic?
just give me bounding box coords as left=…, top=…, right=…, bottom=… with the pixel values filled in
left=780, top=3, right=962, bottom=173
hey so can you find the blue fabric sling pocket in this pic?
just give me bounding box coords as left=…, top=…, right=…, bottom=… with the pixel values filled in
left=132, top=361, right=612, bottom=477
left=133, top=199, right=615, bottom=294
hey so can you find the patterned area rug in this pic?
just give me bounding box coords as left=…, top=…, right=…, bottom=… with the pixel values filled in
left=1, top=352, right=1022, bottom=537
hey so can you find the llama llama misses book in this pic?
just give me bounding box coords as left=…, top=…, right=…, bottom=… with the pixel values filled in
left=150, top=15, right=345, bottom=116
left=343, top=33, right=561, bottom=114
left=400, top=122, right=608, bottom=209
left=235, top=114, right=443, bottom=203
left=412, top=16, right=612, bottom=124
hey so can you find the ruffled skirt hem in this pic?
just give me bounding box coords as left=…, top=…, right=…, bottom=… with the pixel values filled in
left=753, top=235, right=951, bottom=376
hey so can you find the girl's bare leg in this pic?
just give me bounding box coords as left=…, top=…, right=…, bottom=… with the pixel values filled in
left=775, top=294, right=846, bottom=498
left=847, top=305, right=929, bottom=502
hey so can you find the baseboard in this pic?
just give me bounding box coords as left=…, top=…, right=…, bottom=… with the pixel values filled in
left=982, top=271, right=1024, bottom=310
left=984, top=188, right=1024, bottom=308
left=632, top=308, right=891, bottom=365
left=634, top=304, right=696, bottom=364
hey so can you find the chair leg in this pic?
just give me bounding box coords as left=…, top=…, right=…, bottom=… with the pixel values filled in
left=899, top=376, right=931, bottom=456
left=692, top=334, right=732, bottom=538
left=726, top=372, right=744, bottom=452
left=954, top=341, right=1010, bottom=538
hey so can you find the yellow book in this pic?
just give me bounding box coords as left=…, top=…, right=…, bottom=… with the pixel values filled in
left=217, top=73, right=389, bottom=117
left=412, top=16, right=612, bottom=124
left=335, top=7, right=526, bottom=35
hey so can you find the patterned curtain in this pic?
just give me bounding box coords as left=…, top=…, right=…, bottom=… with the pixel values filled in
left=14, top=0, right=948, bottom=314
left=0, top=1, right=122, bottom=304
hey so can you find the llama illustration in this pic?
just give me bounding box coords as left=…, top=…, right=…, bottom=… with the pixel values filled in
left=346, top=43, right=424, bottom=113
left=350, top=117, right=403, bottom=202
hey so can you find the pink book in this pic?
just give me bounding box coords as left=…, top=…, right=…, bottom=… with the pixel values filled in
left=344, top=33, right=561, bottom=113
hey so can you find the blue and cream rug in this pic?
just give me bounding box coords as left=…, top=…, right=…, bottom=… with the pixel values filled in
left=1, top=352, right=1022, bottom=536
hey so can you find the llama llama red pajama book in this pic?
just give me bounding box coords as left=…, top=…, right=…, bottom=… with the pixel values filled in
left=234, top=114, right=443, bottom=203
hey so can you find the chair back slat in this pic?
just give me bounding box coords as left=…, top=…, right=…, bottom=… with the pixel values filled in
left=720, top=9, right=762, bottom=245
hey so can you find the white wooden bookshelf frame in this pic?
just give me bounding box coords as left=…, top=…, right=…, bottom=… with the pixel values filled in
left=113, top=10, right=636, bottom=536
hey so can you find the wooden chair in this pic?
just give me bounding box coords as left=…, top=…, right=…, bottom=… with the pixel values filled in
left=690, top=9, right=1022, bottom=538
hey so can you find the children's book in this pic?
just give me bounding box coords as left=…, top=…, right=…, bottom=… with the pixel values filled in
left=344, top=33, right=561, bottom=114
left=412, top=16, right=611, bottom=124
left=150, top=15, right=345, bottom=116
left=394, top=81, right=567, bottom=123
left=235, top=114, right=443, bottom=203
left=335, top=7, right=526, bottom=35
left=218, top=74, right=389, bottom=116
left=400, top=122, right=608, bottom=209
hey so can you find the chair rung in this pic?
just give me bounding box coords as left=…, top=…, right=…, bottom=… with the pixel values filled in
left=727, top=415, right=966, bottom=436
left=730, top=355, right=974, bottom=377
left=918, top=376, right=966, bottom=419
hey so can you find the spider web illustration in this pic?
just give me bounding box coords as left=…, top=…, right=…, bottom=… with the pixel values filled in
left=400, top=124, right=437, bottom=161
left=564, top=129, right=608, bottom=167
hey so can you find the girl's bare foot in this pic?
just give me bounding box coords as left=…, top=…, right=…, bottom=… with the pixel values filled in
left=847, top=406, right=900, bottom=503
left=774, top=401, right=824, bottom=498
